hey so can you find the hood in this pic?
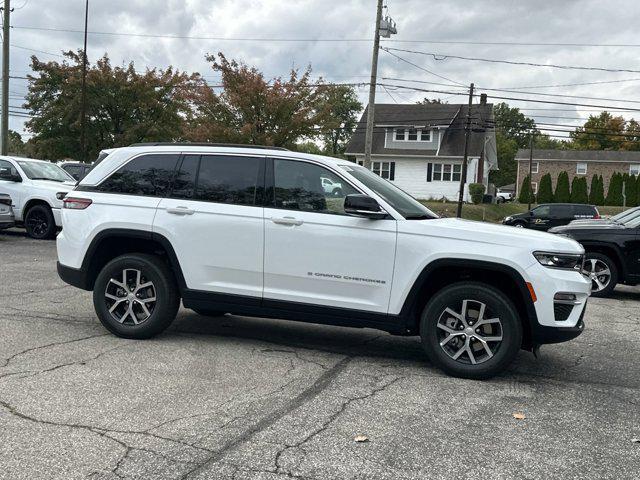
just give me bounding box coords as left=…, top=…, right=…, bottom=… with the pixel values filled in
left=404, top=217, right=583, bottom=253
left=549, top=222, right=626, bottom=234
left=30, top=180, right=75, bottom=192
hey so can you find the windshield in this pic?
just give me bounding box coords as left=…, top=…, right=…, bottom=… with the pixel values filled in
left=340, top=164, right=438, bottom=219
left=17, top=161, right=74, bottom=182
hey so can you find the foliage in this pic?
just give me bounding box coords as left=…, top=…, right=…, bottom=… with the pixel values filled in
left=536, top=173, right=554, bottom=203
left=570, top=112, right=640, bottom=151
left=554, top=171, right=571, bottom=203
left=589, top=174, right=605, bottom=205
left=7, top=130, right=25, bottom=155
left=570, top=176, right=589, bottom=204
left=417, top=98, right=448, bottom=104
left=605, top=173, right=624, bottom=206
left=623, top=173, right=638, bottom=207
left=318, top=84, right=362, bottom=156
left=518, top=175, right=535, bottom=204
left=25, top=51, right=199, bottom=161
left=489, top=133, right=518, bottom=188
left=293, top=141, right=324, bottom=155
left=468, top=183, right=486, bottom=204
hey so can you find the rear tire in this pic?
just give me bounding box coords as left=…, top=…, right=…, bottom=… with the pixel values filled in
left=93, top=254, right=180, bottom=339
left=419, top=282, right=522, bottom=379
left=584, top=252, right=618, bottom=298
left=24, top=204, right=56, bottom=239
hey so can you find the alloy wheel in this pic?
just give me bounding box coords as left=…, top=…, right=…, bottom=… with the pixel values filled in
left=583, top=258, right=611, bottom=292
left=436, top=300, right=503, bottom=365
left=26, top=211, right=49, bottom=237
left=104, top=269, right=156, bottom=325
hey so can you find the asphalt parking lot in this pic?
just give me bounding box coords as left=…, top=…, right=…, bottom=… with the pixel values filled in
left=1, top=230, right=639, bottom=480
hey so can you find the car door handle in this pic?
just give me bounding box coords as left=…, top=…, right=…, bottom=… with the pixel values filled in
left=271, top=216, right=303, bottom=226
left=166, top=206, right=195, bottom=215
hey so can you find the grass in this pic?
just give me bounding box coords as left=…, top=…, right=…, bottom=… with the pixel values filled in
left=420, top=201, right=627, bottom=223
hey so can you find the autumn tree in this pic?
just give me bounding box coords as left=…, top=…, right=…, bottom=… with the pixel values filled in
left=570, top=112, right=639, bottom=151
left=24, top=51, right=199, bottom=161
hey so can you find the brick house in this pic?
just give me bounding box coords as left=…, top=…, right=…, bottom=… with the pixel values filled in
left=345, top=100, right=497, bottom=201
left=515, top=149, right=640, bottom=196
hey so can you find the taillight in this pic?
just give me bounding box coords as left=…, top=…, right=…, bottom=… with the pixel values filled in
left=0, top=197, right=11, bottom=206
left=594, top=214, right=600, bottom=219
left=63, top=197, right=92, bottom=210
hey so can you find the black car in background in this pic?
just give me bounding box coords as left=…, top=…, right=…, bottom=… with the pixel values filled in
left=502, top=203, right=599, bottom=231
left=549, top=214, right=640, bottom=297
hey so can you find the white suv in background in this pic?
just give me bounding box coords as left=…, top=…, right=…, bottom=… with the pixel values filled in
left=0, top=157, right=75, bottom=239
left=56, top=144, right=591, bottom=379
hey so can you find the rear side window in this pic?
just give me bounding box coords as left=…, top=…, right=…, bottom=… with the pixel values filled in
left=573, top=205, right=597, bottom=217
left=194, top=155, right=261, bottom=206
left=171, top=155, right=199, bottom=199
left=98, top=154, right=179, bottom=196
left=551, top=205, right=573, bottom=217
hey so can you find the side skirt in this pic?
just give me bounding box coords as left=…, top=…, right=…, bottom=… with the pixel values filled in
left=181, top=289, right=409, bottom=335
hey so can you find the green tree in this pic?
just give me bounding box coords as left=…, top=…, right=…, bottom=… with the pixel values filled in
left=518, top=175, right=535, bottom=204
left=589, top=175, right=599, bottom=204
left=636, top=175, right=640, bottom=207
left=25, top=51, right=199, bottom=161
left=537, top=173, right=554, bottom=203
left=318, top=84, right=362, bottom=156
left=623, top=173, right=638, bottom=207
left=571, top=176, right=589, bottom=204
left=605, top=173, right=624, bottom=206
left=554, top=171, right=571, bottom=202
left=7, top=130, right=25, bottom=155
left=597, top=175, right=606, bottom=205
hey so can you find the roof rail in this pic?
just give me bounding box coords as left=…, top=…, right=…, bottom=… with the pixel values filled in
left=128, top=142, right=289, bottom=151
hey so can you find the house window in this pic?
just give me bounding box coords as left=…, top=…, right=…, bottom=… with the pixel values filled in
left=531, top=182, right=538, bottom=194
left=432, top=163, right=461, bottom=182
left=393, top=128, right=432, bottom=142
left=371, top=161, right=393, bottom=180
left=576, top=163, right=587, bottom=175
left=355, top=159, right=364, bottom=166
left=630, top=164, right=640, bottom=176
left=531, top=162, right=539, bottom=174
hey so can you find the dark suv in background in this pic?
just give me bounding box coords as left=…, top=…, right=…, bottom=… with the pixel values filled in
left=503, top=204, right=599, bottom=231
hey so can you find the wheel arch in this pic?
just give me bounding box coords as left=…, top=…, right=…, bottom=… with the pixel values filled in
left=581, top=241, right=626, bottom=278
left=22, top=197, right=53, bottom=220
left=80, top=229, right=186, bottom=292
left=399, top=259, right=538, bottom=349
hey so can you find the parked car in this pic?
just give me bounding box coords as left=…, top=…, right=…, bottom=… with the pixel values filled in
left=57, top=143, right=590, bottom=379
left=549, top=213, right=640, bottom=297
left=0, top=157, right=75, bottom=239
left=321, top=176, right=344, bottom=196
left=503, top=203, right=599, bottom=231
left=59, top=161, right=92, bottom=181
left=0, top=193, right=15, bottom=230
left=568, top=206, right=640, bottom=226
left=496, top=190, right=513, bottom=203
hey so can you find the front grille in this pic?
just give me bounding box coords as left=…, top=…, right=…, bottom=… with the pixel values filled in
left=554, top=303, right=574, bottom=321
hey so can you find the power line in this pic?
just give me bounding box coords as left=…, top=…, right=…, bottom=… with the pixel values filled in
left=383, top=46, right=640, bottom=74
left=10, top=44, right=65, bottom=57
left=380, top=48, right=465, bottom=86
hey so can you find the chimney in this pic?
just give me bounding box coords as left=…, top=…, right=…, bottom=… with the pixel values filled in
left=480, top=93, right=487, bottom=105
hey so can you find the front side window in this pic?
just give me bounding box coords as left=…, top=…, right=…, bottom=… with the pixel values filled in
left=98, top=154, right=179, bottom=196
left=371, top=161, right=393, bottom=180
left=195, top=155, right=261, bottom=206
left=273, top=159, right=357, bottom=215
left=0, top=159, right=21, bottom=179
left=576, top=163, right=587, bottom=175
left=630, top=164, right=640, bottom=176
left=17, top=160, right=73, bottom=182
left=532, top=204, right=549, bottom=216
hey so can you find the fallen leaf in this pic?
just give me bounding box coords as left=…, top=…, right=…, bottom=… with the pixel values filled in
left=512, top=413, right=526, bottom=420
left=354, top=435, right=369, bottom=443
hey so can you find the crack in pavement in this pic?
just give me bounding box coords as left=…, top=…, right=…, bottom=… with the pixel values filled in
left=179, top=356, right=353, bottom=479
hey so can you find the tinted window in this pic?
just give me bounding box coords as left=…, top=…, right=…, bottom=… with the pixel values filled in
left=171, top=155, right=199, bottom=199
left=0, top=159, right=20, bottom=179
left=273, top=159, right=357, bottom=215
left=532, top=205, right=550, bottom=216
left=552, top=205, right=574, bottom=217
left=99, top=154, right=179, bottom=196
left=573, top=205, right=596, bottom=216
left=195, top=155, right=260, bottom=206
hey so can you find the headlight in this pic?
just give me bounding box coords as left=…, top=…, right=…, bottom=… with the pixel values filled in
left=533, top=251, right=584, bottom=270
left=504, top=216, right=512, bottom=221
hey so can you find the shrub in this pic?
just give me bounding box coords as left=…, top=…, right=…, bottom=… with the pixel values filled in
left=588, top=174, right=604, bottom=205
left=536, top=173, right=554, bottom=203
left=605, top=173, right=624, bottom=206
left=624, top=173, right=638, bottom=207
left=468, top=183, right=485, bottom=204
left=518, top=175, right=535, bottom=204
left=570, top=176, right=589, bottom=204
left=554, top=171, right=571, bottom=203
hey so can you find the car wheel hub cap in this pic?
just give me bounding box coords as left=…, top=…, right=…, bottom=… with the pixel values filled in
left=104, top=268, right=156, bottom=325
left=583, top=259, right=611, bottom=292
left=436, top=299, right=503, bottom=365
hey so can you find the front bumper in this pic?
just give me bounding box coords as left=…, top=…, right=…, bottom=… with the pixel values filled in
left=531, top=305, right=586, bottom=345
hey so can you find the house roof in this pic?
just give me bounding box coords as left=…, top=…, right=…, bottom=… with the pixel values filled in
left=345, top=103, right=494, bottom=157
left=515, top=149, right=640, bottom=163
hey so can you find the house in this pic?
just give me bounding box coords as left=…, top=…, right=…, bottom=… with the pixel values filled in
left=515, top=149, right=640, bottom=196
left=345, top=98, right=497, bottom=201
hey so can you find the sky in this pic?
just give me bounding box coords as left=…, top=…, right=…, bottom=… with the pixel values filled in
left=7, top=0, right=640, bottom=140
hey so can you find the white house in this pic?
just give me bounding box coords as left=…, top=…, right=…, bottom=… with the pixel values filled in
left=345, top=99, right=497, bottom=201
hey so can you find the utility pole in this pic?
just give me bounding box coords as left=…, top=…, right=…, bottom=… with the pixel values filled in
left=528, top=131, right=534, bottom=210
left=79, top=0, right=89, bottom=163
left=1, top=0, right=10, bottom=155
left=456, top=83, right=474, bottom=218
left=363, top=0, right=384, bottom=170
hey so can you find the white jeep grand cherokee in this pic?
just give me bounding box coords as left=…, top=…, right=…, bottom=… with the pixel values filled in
left=0, top=156, right=76, bottom=239
left=57, top=144, right=591, bottom=379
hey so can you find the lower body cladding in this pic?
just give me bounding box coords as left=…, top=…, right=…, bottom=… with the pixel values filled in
left=525, top=261, right=591, bottom=345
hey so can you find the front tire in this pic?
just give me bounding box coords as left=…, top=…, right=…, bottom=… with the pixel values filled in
left=583, top=252, right=618, bottom=297
left=25, top=204, right=56, bottom=239
left=420, top=282, right=522, bottom=379
left=93, top=254, right=180, bottom=339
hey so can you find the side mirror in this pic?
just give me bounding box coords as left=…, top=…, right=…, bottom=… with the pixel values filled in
left=344, top=194, right=387, bottom=219
left=0, top=168, right=21, bottom=182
